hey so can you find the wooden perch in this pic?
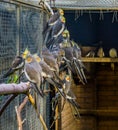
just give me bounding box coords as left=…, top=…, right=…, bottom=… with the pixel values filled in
left=0, top=82, right=48, bottom=130
left=0, top=82, right=30, bottom=95
left=15, top=96, right=28, bottom=130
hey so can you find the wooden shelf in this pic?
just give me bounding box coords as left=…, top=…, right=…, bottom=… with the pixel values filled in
left=79, top=109, right=118, bottom=116
left=81, top=57, right=118, bottom=63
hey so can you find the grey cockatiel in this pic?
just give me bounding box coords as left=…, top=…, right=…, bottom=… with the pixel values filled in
left=109, top=48, right=117, bottom=71
left=2, top=56, right=25, bottom=78
left=24, top=54, right=44, bottom=97
left=46, top=16, right=66, bottom=50
left=33, top=54, right=66, bottom=98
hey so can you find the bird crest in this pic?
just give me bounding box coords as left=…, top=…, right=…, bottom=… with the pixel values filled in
left=22, top=48, right=30, bottom=59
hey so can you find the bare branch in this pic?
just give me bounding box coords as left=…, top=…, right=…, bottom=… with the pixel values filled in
left=15, top=106, right=22, bottom=130
left=15, top=96, right=28, bottom=130
left=0, top=82, right=30, bottom=95
left=18, top=96, right=28, bottom=112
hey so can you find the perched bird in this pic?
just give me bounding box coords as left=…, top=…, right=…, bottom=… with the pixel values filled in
left=97, top=47, right=105, bottom=57
left=43, top=8, right=64, bottom=35
left=85, top=50, right=95, bottom=57
left=46, top=16, right=66, bottom=50
left=50, top=16, right=66, bottom=38
left=43, top=8, right=64, bottom=44
left=63, top=75, right=80, bottom=118
left=2, top=56, right=25, bottom=78
left=51, top=75, right=81, bottom=118
left=42, top=47, right=59, bottom=72
left=109, top=48, right=117, bottom=71
left=33, top=54, right=64, bottom=94
left=58, top=29, right=86, bottom=84
left=24, top=54, right=44, bottom=97
left=109, top=48, right=117, bottom=58
left=60, top=43, right=87, bottom=85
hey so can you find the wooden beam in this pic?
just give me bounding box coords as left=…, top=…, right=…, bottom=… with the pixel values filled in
left=81, top=57, right=118, bottom=63
left=79, top=109, right=118, bottom=116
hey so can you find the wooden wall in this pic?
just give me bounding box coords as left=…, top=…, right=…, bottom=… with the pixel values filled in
left=61, top=62, right=118, bottom=130
left=96, top=63, right=118, bottom=130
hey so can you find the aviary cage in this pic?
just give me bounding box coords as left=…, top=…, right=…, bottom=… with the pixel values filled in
left=50, top=0, right=118, bottom=130
left=0, top=1, right=50, bottom=130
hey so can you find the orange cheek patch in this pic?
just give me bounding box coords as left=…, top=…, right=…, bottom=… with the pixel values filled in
left=36, top=57, right=41, bottom=62
left=66, top=76, right=70, bottom=81
left=26, top=57, right=32, bottom=63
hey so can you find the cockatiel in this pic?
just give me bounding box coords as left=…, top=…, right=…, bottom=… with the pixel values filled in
left=2, top=56, right=25, bottom=78
left=63, top=75, right=81, bottom=118
left=109, top=48, right=117, bottom=71
left=97, top=47, right=105, bottom=58
left=59, top=29, right=87, bottom=84
left=42, top=47, right=59, bottom=72
left=109, top=48, right=117, bottom=58
left=22, top=50, right=44, bottom=97
left=46, top=16, right=66, bottom=50
left=60, top=44, right=87, bottom=85
left=33, top=54, right=67, bottom=99
left=43, top=8, right=64, bottom=35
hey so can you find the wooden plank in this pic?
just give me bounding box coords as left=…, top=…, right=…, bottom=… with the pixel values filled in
left=79, top=109, right=118, bottom=116
left=81, top=57, right=118, bottom=63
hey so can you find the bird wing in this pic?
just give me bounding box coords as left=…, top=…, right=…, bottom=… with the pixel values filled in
left=2, top=56, right=24, bottom=78
left=52, top=21, right=65, bottom=37
left=48, top=12, right=60, bottom=25
left=43, top=55, right=59, bottom=72
left=39, top=60, right=53, bottom=78
left=12, top=56, right=24, bottom=69
left=25, top=62, right=41, bottom=83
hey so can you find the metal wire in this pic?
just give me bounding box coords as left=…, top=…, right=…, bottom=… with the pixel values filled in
left=0, top=1, right=46, bottom=130
left=51, top=0, right=118, bottom=10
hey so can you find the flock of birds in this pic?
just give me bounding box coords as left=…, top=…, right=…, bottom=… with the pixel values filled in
left=2, top=7, right=87, bottom=119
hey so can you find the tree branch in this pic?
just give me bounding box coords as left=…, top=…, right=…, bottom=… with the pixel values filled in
left=15, top=96, right=28, bottom=130
left=0, top=82, right=30, bottom=95
left=0, top=82, right=48, bottom=130
left=0, top=82, right=30, bottom=116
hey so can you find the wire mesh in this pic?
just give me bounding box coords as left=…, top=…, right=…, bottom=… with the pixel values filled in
left=51, top=0, right=118, bottom=9
left=0, top=1, right=48, bottom=130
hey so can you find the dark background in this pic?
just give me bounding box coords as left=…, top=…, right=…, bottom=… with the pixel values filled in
left=64, top=10, right=118, bottom=55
